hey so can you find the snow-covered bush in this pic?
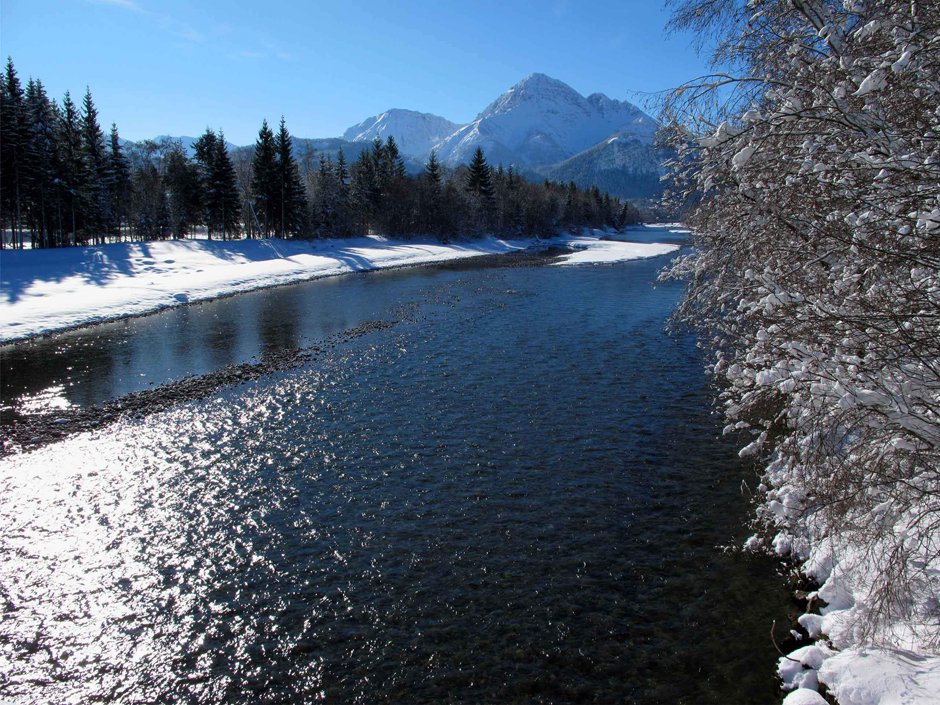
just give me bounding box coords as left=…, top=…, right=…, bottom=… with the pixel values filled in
left=662, top=0, right=940, bottom=648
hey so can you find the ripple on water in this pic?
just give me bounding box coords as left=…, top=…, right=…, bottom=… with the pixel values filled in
left=0, top=257, right=789, bottom=704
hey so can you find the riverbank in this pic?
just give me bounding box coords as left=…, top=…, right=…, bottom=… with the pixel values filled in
left=0, top=228, right=681, bottom=344
left=773, top=494, right=940, bottom=705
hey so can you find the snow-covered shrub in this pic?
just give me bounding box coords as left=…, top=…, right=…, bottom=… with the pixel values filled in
left=662, top=0, right=940, bottom=648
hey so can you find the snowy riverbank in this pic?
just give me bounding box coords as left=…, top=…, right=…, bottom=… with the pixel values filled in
left=0, top=228, right=680, bottom=343
left=773, top=503, right=940, bottom=705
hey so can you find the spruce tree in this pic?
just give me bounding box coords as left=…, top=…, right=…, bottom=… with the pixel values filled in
left=1, top=58, right=26, bottom=247
left=214, top=131, right=241, bottom=239
left=163, top=142, right=201, bottom=238
left=193, top=128, right=219, bottom=237
left=465, top=147, right=495, bottom=232
left=251, top=119, right=278, bottom=236
left=107, top=123, right=131, bottom=241
left=274, top=116, right=307, bottom=237
left=466, top=147, right=494, bottom=202
left=80, top=88, right=111, bottom=243
left=57, top=91, right=86, bottom=246
left=24, top=78, right=62, bottom=247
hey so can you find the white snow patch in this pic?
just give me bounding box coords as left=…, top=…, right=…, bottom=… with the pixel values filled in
left=549, top=234, right=678, bottom=266
left=819, top=648, right=940, bottom=705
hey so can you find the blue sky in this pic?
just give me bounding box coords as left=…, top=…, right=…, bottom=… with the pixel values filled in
left=1, top=0, right=709, bottom=145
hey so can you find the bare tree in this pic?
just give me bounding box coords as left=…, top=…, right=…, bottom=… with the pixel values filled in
left=661, top=0, right=940, bottom=647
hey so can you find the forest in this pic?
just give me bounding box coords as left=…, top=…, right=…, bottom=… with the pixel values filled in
left=0, top=59, right=639, bottom=250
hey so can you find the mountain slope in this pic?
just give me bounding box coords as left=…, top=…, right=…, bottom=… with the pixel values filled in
left=537, top=133, right=665, bottom=199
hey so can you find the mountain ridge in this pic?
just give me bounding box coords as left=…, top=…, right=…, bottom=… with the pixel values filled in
left=142, top=74, right=664, bottom=199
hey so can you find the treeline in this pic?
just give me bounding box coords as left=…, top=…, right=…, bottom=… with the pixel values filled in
left=0, top=58, right=640, bottom=248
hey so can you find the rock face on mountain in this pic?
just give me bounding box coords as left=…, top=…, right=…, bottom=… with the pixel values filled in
left=433, top=73, right=658, bottom=168
left=342, top=109, right=461, bottom=160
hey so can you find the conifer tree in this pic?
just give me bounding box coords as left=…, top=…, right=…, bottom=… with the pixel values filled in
left=251, top=119, right=278, bottom=236
left=274, top=116, right=307, bottom=237
left=419, top=150, right=444, bottom=234
left=107, top=123, right=131, bottom=241
left=194, top=128, right=242, bottom=239
left=214, top=131, right=241, bottom=239
left=163, top=142, right=201, bottom=238
left=57, top=91, right=85, bottom=246
left=1, top=58, right=26, bottom=247
left=465, top=147, right=494, bottom=202
left=465, top=147, right=495, bottom=232
left=24, top=78, right=61, bottom=247
left=80, top=88, right=111, bottom=243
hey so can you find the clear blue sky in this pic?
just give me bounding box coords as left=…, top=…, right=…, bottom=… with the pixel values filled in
left=1, top=0, right=709, bottom=145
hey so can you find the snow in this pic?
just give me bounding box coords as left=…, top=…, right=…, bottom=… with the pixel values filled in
left=773, top=502, right=940, bottom=705
left=342, top=109, right=461, bottom=160
left=783, top=689, right=829, bottom=705
left=819, top=649, right=940, bottom=705
left=0, top=230, right=680, bottom=342
left=550, top=237, right=678, bottom=266
left=434, top=73, right=659, bottom=167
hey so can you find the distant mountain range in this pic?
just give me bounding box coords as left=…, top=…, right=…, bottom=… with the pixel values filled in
left=146, top=74, right=664, bottom=200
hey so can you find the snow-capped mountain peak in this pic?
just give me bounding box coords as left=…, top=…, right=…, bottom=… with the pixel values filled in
left=434, top=74, right=659, bottom=168
left=342, top=109, right=461, bottom=160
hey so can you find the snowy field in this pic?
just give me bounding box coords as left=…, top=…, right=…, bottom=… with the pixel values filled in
left=0, top=229, right=679, bottom=343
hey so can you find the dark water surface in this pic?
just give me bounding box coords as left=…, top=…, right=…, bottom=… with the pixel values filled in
left=0, top=237, right=789, bottom=704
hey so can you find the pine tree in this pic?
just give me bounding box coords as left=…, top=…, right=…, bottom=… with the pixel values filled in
left=251, top=119, right=278, bottom=236
left=24, top=78, right=62, bottom=247
left=107, top=123, right=131, bottom=241
left=80, top=88, right=111, bottom=243
left=274, top=116, right=307, bottom=237
left=57, top=91, right=86, bottom=246
left=214, top=131, right=241, bottom=239
left=163, top=142, right=201, bottom=238
left=465, top=147, right=495, bottom=232
left=1, top=58, right=26, bottom=247
left=465, top=147, right=494, bottom=202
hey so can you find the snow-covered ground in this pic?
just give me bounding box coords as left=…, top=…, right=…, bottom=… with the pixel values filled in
left=0, top=230, right=679, bottom=343
left=768, top=482, right=940, bottom=704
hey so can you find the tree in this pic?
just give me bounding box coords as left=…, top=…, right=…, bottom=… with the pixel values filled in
left=274, top=116, right=307, bottom=237
left=57, top=91, right=86, bottom=246
left=24, top=78, right=62, bottom=247
left=662, top=0, right=940, bottom=646
left=163, top=142, right=201, bottom=238
left=1, top=58, right=26, bottom=247
left=251, top=119, right=278, bottom=236
left=194, top=128, right=241, bottom=239
left=465, top=147, right=495, bottom=232
left=107, top=123, right=131, bottom=241
left=80, top=87, right=111, bottom=243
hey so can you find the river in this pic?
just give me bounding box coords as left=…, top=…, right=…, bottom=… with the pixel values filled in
left=0, top=228, right=791, bottom=703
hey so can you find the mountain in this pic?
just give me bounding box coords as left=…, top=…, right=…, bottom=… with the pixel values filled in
left=433, top=73, right=658, bottom=169
left=537, top=132, right=665, bottom=199
left=343, top=109, right=462, bottom=160
left=151, top=135, right=240, bottom=157
left=149, top=74, right=665, bottom=199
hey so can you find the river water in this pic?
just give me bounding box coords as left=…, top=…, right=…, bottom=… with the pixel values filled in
left=0, top=230, right=791, bottom=704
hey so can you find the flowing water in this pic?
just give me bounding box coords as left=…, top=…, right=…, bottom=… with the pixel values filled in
left=0, top=231, right=791, bottom=704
